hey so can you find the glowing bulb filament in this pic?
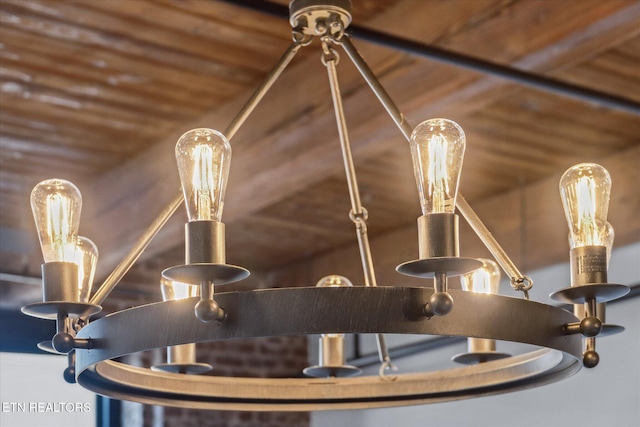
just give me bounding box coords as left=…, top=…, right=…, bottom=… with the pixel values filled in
left=470, top=269, right=491, bottom=294
left=46, top=193, right=74, bottom=262
left=427, top=136, right=450, bottom=213
left=192, top=144, right=217, bottom=221
left=161, top=279, right=199, bottom=301
left=576, top=176, right=599, bottom=246
left=461, top=259, right=500, bottom=295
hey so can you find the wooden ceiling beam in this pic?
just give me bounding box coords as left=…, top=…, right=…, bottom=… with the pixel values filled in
left=58, top=0, right=640, bottom=279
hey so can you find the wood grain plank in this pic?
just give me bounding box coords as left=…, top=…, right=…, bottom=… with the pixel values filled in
left=79, top=0, right=640, bottom=279
left=0, top=25, right=249, bottom=102
left=0, top=1, right=261, bottom=84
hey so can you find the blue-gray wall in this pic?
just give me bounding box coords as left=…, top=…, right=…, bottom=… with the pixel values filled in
left=312, top=243, right=640, bottom=427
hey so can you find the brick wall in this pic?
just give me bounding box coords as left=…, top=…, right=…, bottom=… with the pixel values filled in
left=100, top=290, right=310, bottom=427
left=153, top=337, right=310, bottom=427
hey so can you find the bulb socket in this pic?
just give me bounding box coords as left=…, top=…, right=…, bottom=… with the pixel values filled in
left=168, top=343, right=196, bottom=365
left=186, top=220, right=226, bottom=264
left=319, top=335, right=344, bottom=367
left=417, top=213, right=459, bottom=259
left=468, top=338, right=496, bottom=353
left=570, top=246, right=607, bottom=286
left=41, top=262, right=79, bottom=302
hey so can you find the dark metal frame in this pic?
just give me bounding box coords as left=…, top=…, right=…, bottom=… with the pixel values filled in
left=75, top=287, right=582, bottom=410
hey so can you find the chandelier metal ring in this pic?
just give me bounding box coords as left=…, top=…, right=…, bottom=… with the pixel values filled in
left=73, top=287, right=582, bottom=409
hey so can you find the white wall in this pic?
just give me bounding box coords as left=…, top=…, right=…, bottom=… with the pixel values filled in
left=0, top=352, right=96, bottom=427
left=312, top=243, right=640, bottom=427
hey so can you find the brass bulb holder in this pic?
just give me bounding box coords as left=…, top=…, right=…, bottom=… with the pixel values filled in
left=162, top=220, right=249, bottom=286
left=550, top=246, right=628, bottom=306
left=397, top=214, right=481, bottom=318
left=570, top=245, right=607, bottom=286
left=396, top=214, right=482, bottom=279
left=22, top=262, right=101, bottom=321
left=418, top=213, right=458, bottom=259
left=304, top=334, right=362, bottom=378
left=42, top=261, right=79, bottom=302
left=186, top=220, right=226, bottom=265
left=452, top=338, right=511, bottom=365
left=163, top=220, right=248, bottom=324
left=151, top=343, right=213, bottom=375
left=549, top=246, right=629, bottom=369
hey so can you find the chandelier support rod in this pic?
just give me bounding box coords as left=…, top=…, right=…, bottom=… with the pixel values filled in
left=323, top=39, right=392, bottom=367
left=341, top=35, right=533, bottom=296
left=89, top=193, right=184, bottom=306
left=324, top=46, right=365, bottom=220
left=455, top=195, right=532, bottom=296
left=340, top=36, right=413, bottom=140
left=88, top=41, right=307, bottom=307
left=224, top=39, right=308, bottom=139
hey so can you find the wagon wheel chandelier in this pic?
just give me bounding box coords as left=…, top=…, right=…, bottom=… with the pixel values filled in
left=22, top=0, right=629, bottom=411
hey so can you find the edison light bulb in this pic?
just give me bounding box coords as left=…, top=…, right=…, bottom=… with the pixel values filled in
left=410, top=119, right=466, bottom=214
left=461, top=259, right=500, bottom=295
left=30, top=179, right=82, bottom=263
left=161, top=278, right=199, bottom=301
left=175, top=128, right=231, bottom=222
left=560, top=163, right=611, bottom=248
left=75, top=236, right=98, bottom=302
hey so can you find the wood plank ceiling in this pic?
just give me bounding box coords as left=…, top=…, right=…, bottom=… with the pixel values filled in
left=0, top=0, right=638, bottom=306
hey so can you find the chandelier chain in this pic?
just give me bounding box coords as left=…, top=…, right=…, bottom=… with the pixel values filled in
left=322, top=38, right=393, bottom=366
left=378, top=359, right=398, bottom=381
left=321, top=41, right=340, bottom=65
left=291, top=29, right=313, bottom=45
left=511, top=275, right=533, bottom=300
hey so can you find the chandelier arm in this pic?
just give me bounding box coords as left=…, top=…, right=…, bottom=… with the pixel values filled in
left=339, top=35, right=413, bottom=140
left=88, top=193, right=184, bottom=306
left=323, top=42, right=364, bottom=217
left=322, top=39, right=392, bottom=366
left=455, top=194, right=533, bottom=296
left=224, top=39, right=308, bottom=139
left=339, top=35, right=533, bottom=296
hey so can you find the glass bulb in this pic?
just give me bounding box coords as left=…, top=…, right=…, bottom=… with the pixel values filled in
left=160, top=278, right=199, bottom=301
left=461, top=259, right=500, bottom=295
left=30, top=179, right=82, bottom=263
left=316, top=275, right=352, bottom=337
left=603, top=221, right=614, bottom=267
left=175, top=128, right=232, bottom=222
left=410, top=118, right=466, bottom=214
left=75, top=236, right=98, bottom=303
left=315, top=275, right=354, bottom=288
left=559, top=163, right=611, bottom=248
